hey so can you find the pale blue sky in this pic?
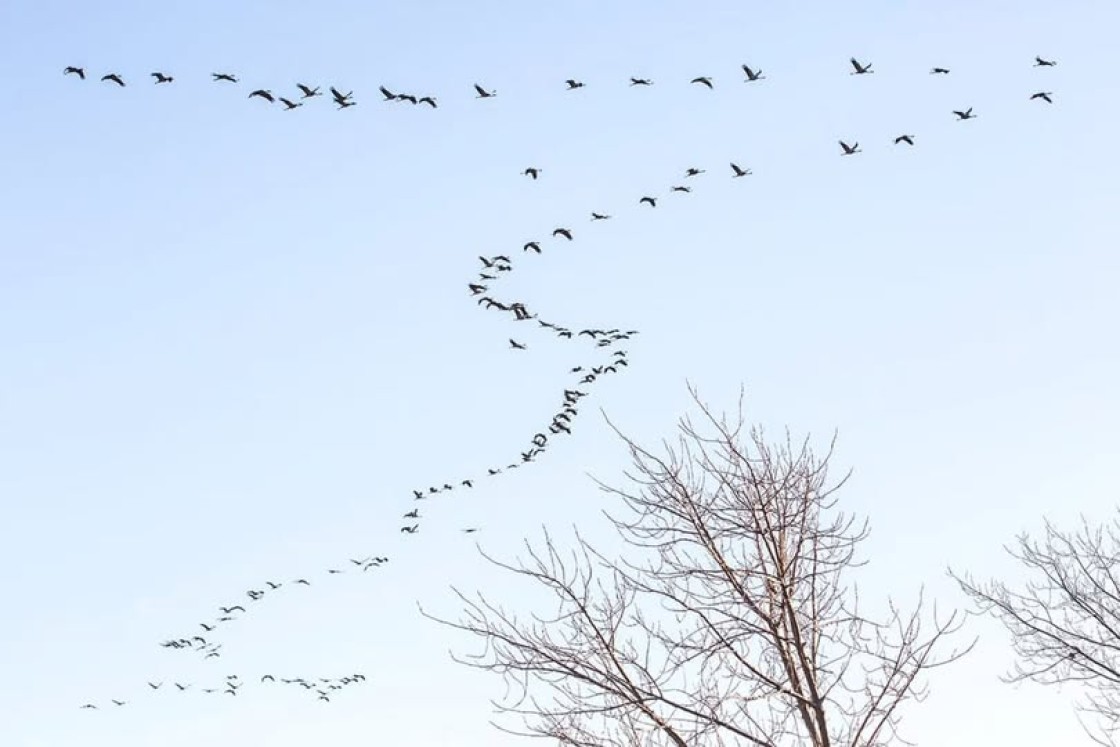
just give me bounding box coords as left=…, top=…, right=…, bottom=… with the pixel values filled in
left=2, top=1, right=1119, bottom=745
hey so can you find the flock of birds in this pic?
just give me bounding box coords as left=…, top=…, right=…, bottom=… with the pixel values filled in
left=70, top=52, right=1061, bottom=712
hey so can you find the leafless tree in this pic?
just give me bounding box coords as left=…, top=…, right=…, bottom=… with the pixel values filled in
left=424, top=386, right=972, bottom=746
left=952, top=513, right=1120, bottom=746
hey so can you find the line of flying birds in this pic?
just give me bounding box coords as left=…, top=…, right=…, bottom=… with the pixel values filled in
left=61, top=55, right=1060, bottom=115
left=76, top=50, right=1062, bottom=713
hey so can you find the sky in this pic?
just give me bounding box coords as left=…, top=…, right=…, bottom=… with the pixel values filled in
left=2, top=1, right=1119, bottom=745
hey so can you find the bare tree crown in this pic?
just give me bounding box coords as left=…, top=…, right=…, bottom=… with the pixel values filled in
left=427, top=386, right=971, bottom=746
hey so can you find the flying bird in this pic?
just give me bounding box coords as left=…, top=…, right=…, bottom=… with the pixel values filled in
left=212, top=73, right=238, bottom=83
left=590, top=212, right=611, bottom=221
left=523, top=167, right=541, bottom=179
left=101, top=73, right=125, bottom=87
left=953, top=107, right=977, bottom=120
left=474, top=84, right=496, bottom=98
left=248, top=89, right=275, bottom=103
left=685, top=167, right=705, bottom=177
left=671, top=185, right=691, bottom=193
left=930, top=67, right=951, bottom=75
left=849, top=58, right=874, bottom=75
left=1034, top=56, right=1057, bottom=67
left=418, top=96, right=437, bottom=108
left=629, top=77, right=653, bottom=86
left=553, top=227, right=572, bottom=240
left=690, top=76, right=714, bottom=89
left=730, top=162, right=752, bottom=177
left=742, top=65, right=765, bottom=82
left=509, top=339, right=527, bottom=350
left=839, top=141, right=861, bottom=156
left=524, top=241, right=541, bottom=253
left=378, top=85, right=397, bottom=101
left=297, top=84, right=321, bottom=98
left=565, top=79, right=585, bottom=90
left=1030, top=91, right=1053, bottom=103
left=151, top=72, right=173, bottom=83
left=894, top=134, right=915, bottom=145
left=639, top=196, right=657, bottom=207
left=400, top=524, right=419, bottom=534
left=64, top=66, right=85, bottom=79
left=280, top=97, right=302, bottom=110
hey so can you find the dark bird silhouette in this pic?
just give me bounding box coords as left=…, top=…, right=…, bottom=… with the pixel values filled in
left=565, top=79, right=585, bottom=90
left=398, top=94, right=419, bottom=104
left=462, top=528, right=481, bottom=534
left=331, top=87, right=355, bottom=108
left=151, top=72, right=173, bottom=84
left=523, top=167, right=541, bottom=179
left=839, top=140, right=861, bottom=156
left=691, top=76, right=714, bottom=89
left=248, top=89, right=275, bottom=103
left=894, top=134, right=915, bottom=145
left=400, top=524, right=419, bottom=534
left=403, top=509, right=420, bottom=519
left=297, top=84, right=321, bottom=98
left=147, top=682, right=162, bottom=690
left=474, top=84, right=496, bottom=98
left=639, top=196, right=657, bottom=207
left=200, top=623, right=215, bottom=631
left=742, top=65, right=765, bottom=82
left=418, top=96, right=437, bottom=108
left=64, top=66, right=85, bottom=79
left=461, top=479, right=473, bottom=487
left=294, top=578, right=310, bottom=585
left=685, top=167, right=705, bottom=177
left=630, top=77, right=653, bottom=86
left=524, top=241, right=541, bottom=253
left=509, top=339, right=527, bottom=350
left=468, top=283, right=487, bottom=295
left=280, top=97, right=302, bottom=110
left=953, top=107, right=976, bottom=120
left=730, top=162, right=752, bottom=177
left=930, top=67, right=951, bottom=75
left=212, top=73, right=238, bottom=83
left=112, top=700, right=127, bottom=706
left=671, top=185, right=691, bottom=193
left=1030, top=91, right=1054, bottom=103
left=219, top=606, right=245, bottom=614
left=591, top=212, right=611, bottom=221
left=174, top=683, right=190, bottom=691
left=1034, top=56, right=1057, bottom=67
left=553, top=228, right=573, bottom=240
left=101, top=73, right=125, bottom=87
left=80, top=704, right=97, bottom=710
left=378, top=85, right=397, bottom=101
left=262, top=675, right=275, bottom=683
left=849, top=58, right=874, bottom=75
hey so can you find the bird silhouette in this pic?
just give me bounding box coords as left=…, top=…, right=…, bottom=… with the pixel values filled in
left=474, top=84, right=496, bottom=98
left=248, top=89, right=275, bottom=103
left=279, top=97, right=302, bottom=110
left=297, top=84, right=321, bottom=98
left=839, top=141, right=861, bottom=156
left=565, top=79, right=585, bottom=90
left=509, top=339, right=527, bottom=350
left=150, top=72, right=173, bottom=84
left=590, top=212, right=611, bottom=221
left=523, top=167, right=541, bottom=179
left=1034, top=56, right=1057, bottom=67
left=930, top=67, right=951, bottom=75
left=685, top=167, right=705, bottom=177
left=629, top=77, right=653, bottom=86
left=730, top=162, right=752, bottom=177
left=212, top=73, right=238, bottom=83
left=690, top=76, right=714, bottom=89
left=524, top=241, right=541, bottom=253
left=742, top=65, right=765, bottom=82
left=639, top=196, right=657, bottom=207
left=849, top=58, right=874, bottom=75
left=101, top=73, right=125, bottom=87
left=894, top=134, right=915, bottom=145
left=953, top=107, right=977, bottom=120
left=63, top=66, right=85, bottom=79
left=1030, top=91, right=1053, bottom=103
left=552, top=228, right=573, bottom=240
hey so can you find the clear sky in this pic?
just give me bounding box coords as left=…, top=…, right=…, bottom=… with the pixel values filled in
left=2, top=1, right=1118, bottom=745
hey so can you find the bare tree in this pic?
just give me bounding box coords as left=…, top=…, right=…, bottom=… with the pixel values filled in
left=952, top=513, right=1120, bottom=745
left=425, top=386, right=972, bottom=746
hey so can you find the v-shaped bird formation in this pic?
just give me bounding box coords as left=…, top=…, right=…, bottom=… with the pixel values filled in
left=64, top=51, right=1062, bottom=711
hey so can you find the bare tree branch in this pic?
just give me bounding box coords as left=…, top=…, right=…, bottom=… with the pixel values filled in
left=426, top=384, right=973, bottom=746
left=952, top=511, right=1120, bottom=745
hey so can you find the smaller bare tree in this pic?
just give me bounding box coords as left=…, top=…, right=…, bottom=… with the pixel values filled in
left=953, top=513, right=1120, bottom=746
left=426, top=386, right=973, bottom=746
